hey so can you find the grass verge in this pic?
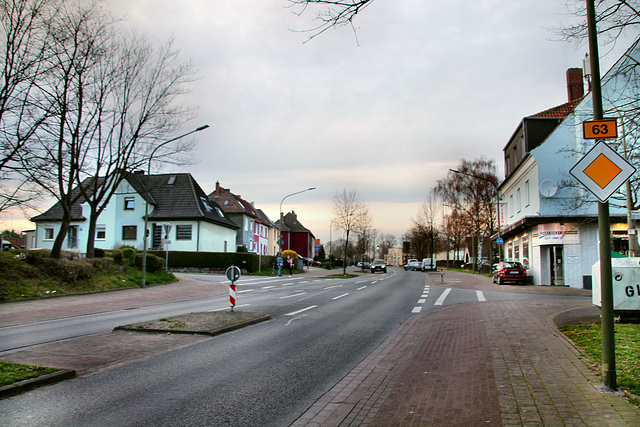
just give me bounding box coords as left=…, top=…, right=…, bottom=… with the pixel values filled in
left=0, top=362, right=57, bottom=386
left=560, top=323, right=640, bottom=405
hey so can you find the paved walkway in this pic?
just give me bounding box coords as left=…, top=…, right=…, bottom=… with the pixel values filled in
left=2, top=268, right=640, bottom=426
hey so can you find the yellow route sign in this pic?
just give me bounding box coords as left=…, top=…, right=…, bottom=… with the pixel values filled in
left=570, top=141, right=635, bottom=202
left=582, top=119, right=618, bottom=139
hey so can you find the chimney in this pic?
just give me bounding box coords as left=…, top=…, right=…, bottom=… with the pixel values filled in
left=566, top=68, right=584, bottom=102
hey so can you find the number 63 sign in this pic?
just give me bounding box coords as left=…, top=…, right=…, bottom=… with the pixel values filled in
left=583, top=119, right=618, bottom=140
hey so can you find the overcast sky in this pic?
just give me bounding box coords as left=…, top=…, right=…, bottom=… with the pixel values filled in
left=2, top=0, right=635, bottom=245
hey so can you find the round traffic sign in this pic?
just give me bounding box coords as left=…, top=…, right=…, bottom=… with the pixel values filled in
left=496, top=237, right=503, bottom=245
left=226, top=266, right=241, bottom=282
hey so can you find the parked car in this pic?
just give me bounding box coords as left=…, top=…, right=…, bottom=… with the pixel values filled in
left=370, top=259, right=387, bottom=274
left=492, top=261, right=527, bottom=285
left=421, top=258, right=436, bottom=271
left=404, top=259, right=421, bottom=271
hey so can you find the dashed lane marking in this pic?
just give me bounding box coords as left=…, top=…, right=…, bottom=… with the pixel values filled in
left=357, top=286, right=367, bottom=291
left=279, top=293, right=307, bottom=299
left=285, top=305, right=318, bottom=316
left=412, top=307, right=422, bottom=313
left=417, top=299, right=426, bottom=304
left=476, top=290, right=486, bottom=302
left=332, top=293, right=349, bottom=300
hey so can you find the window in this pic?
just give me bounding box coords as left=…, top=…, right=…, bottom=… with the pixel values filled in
left=124, top=198, right=135, bottom=210
left=176, top=225, right=192, bottom=240
left=516, top=188, right=521, bottom=213
left=509, top=195, right=514, bottom=217
left=44, top=228, right=54, bottom=240
left=200, top=197, right=212, bottom=213
left=215, top=207, right=225, bottom=218
left=224, top=240, right=228, bottom=252
left=525, top=180, right=530, bottom=207
left=122, top=225, right=137, bottom=240
left=96, top=225, right=106, bottom=240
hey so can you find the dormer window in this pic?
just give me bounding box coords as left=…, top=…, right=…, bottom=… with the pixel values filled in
left=200, top=197, right=212, bottom=212
left=215, top=207, right=225, bottom=218
left=167, top=176, right=176, bottom=185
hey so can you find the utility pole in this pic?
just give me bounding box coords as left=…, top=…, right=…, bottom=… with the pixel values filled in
left=586, top=0, right=616, bottom=391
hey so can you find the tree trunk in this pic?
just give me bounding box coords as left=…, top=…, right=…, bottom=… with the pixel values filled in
left=343, top=229, right=350, bottom=275
left=85, top=207, right=98, bottom=258
left=51, top=214, right=70, bottom=259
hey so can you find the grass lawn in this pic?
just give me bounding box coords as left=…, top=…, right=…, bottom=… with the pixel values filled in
left=560, top=323, right=640, bottom=406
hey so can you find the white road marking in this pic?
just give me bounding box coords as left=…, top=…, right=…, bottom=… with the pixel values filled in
left=262, top=285, right=276, bottom=289
left=285, top=305, right=318, bottom=316
left=412, top=307, right=422, bottom=313
left=237, top=289, right=253, bottom=294
left=357, top=286, right=367, bottom=291
left=434, top=288, right=451, bottom=306
left=324, top=285, right=343, bottom=290
left=417, top=299, right=426, bottom=304
left=476, top=290, right=486, bottom=302
left=332, top=293, right=349, bottom=300
left=209, top=304, right=250, bottom=312
left=279, top=293, right=306, bottom=299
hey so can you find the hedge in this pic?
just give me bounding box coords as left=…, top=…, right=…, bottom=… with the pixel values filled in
left=146, top=250, right=276, bottom=273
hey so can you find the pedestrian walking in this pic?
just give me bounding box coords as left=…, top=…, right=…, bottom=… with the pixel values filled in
left=287, top=256, right=294, bottom=277
left=276, top=253, right=283, bottom=276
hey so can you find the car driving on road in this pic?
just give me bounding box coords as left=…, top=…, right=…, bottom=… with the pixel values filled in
left=370, top=259, right=387, bottom=274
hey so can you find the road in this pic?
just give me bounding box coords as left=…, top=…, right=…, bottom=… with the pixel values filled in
left=0, top=268, right=589, bottom=426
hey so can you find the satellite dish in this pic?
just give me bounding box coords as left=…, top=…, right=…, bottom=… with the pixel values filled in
left=540, top=180, right=558, bottom=197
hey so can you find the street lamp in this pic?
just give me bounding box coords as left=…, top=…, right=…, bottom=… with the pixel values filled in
left=278, top=187, right=316, bottom=252
left=450, top=168, right=502, bottom=266
left=141, top=124, right=210, bottom=288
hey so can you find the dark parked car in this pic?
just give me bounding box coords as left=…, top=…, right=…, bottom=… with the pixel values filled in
left=370, top=259, right=387, bottom=274
left=492, top=261, right=527, bottom=285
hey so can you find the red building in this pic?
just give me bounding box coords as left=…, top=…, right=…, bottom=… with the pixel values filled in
left=277, top=211, right=315, bottom=258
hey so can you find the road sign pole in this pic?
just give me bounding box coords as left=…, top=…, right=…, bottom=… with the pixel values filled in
left=587, top=0, right=616, bottom=391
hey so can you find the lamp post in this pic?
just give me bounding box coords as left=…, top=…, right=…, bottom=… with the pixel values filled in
left=450, top=168, right=502, bottom=268
left=278, top=187, right=316, bottom=252
left=141, top=125, right=210, bottom=288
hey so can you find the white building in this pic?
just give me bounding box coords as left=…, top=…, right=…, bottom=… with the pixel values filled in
left=498, top=40, right=640, bottom=288
left=31, top=172, right=239, bottom=255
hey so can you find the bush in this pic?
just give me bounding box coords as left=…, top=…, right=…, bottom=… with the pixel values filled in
left=93, top=248, right=105, bottom=258
left=135, top=253, right=165, bottom=273
left=237, top=245, right=248, bottom=253
left=121, top=247, right=136, bottom=265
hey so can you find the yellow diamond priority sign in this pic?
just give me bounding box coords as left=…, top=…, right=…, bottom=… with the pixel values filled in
left=570, top=141, right=635, bottom=202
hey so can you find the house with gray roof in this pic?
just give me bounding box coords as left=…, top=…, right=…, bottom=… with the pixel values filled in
left=31, top=172, right=238, bottom=254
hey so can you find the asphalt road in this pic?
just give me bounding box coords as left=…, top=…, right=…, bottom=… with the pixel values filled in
left=0, top=269, right=590, bottom=426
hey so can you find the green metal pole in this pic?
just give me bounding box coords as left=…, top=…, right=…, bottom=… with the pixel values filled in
left=587, top=0, right=616, bottom=391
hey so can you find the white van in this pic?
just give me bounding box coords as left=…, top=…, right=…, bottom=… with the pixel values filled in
left=421, top=258, right=436, bottom=271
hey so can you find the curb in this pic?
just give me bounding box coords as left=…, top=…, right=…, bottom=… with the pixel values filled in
left=114, top=314, right=272, bottom=337
left=0, top=369, right=76, bottom=399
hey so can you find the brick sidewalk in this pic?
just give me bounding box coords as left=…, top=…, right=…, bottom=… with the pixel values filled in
left=293, top=299, right=640, bottom=426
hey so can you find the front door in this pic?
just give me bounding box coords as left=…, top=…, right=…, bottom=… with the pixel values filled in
left=550, top=245, right=564, bottom=286
left=67, top=226, right=78, bottom=249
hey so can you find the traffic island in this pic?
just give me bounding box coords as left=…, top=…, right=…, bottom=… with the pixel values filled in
left=115, top=311, right=271, bottom=337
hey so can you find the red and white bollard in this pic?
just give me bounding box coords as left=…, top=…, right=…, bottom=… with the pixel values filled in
left=225, top=266, right=241, bottom=312
left=440, top=268, right=444, bottom=283
left=229, top=283, right=236, bottom=311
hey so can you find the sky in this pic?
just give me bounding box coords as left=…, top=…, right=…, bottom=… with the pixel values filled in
left=1, top=0, right=636, bottom=245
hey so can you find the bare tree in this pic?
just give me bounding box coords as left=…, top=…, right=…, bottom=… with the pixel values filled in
left=16, top=1, right=196, bottom=258
left=435, top=158, right=499, bottom=271
left=287, top=0, right=375, bottom=42
left=377, top=233, right=396, bottom=259
left=555, top=0, right=640, bottom=47
left=333, top=188, right=370, bottom=275
left=0, top=0, right=55, bottom=213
